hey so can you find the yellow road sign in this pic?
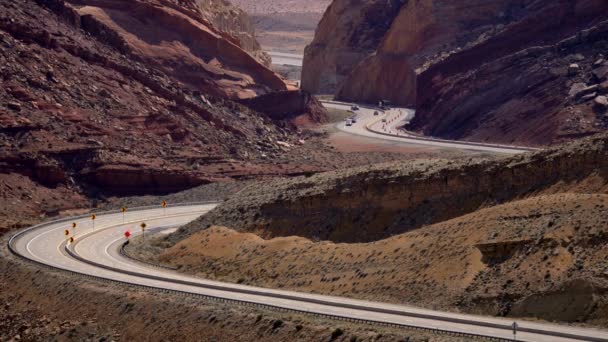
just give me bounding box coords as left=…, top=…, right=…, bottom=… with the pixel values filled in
left=91, top=214, right=96, bottom=220
left=161, top=201, right=167, bottom=208
left=69, top=237, right=74, bottom=243
left=72, top=222, right=77, bottom=228
left=121, top=207, right=127, bottom=213
left=64, top=229, right=70, bottom=236
left=140, top=222, right=147, bottom=230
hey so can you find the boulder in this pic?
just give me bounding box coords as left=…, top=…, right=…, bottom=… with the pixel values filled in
left=568, top=63, right=581, bottom=76
left=593, top=65, right=608, bottom=82
left=594, top=96, right=608, bottom=110
left=239, top=90, right=328, bottom=125
left=7, top=102, right=21, bottom=112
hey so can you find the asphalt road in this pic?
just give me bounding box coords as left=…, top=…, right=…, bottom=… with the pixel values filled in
left=323, top=102, right=539, bottom=154
left=10, top=205, right=608, bottom=342
left=269, top=51, right=303, bottom=67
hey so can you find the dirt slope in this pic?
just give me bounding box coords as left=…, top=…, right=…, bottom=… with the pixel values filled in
left=149, top=193, right=608, bottom=326
left=134, top=132, right=608, bottom=326
left=170, top=133, right=608, bottom=244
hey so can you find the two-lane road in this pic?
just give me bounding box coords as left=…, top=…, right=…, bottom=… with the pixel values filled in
left=323, top=102, right=538, bottom=154
left=10, top=205, right=608, bottom=342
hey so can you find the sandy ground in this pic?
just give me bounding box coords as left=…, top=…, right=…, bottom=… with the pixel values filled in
left=132, top=193, right=608, bottom=327
left=0, top=240, right=474, bottom=342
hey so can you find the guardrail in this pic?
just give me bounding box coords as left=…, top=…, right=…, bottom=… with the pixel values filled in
left=8, top=204, right=608, bottom=342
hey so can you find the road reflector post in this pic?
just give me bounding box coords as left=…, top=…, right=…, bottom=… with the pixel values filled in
left=140, top=222, right=147, bottom=242
left=121, top=207, right=127, bottom=223
left=512, top=322, right=518, bottom=341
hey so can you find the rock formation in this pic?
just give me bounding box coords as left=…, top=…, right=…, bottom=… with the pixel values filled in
left=0, top=0, right=325, bottom=215
left=173, top=132, right=608, bottom=244
left=300, top=0, right=402, bottom=94
left=238, top=90, right=328, bottom=125
left=303, top=0, right=608, bottom=145
left=66, top=0, right=286, bottom=99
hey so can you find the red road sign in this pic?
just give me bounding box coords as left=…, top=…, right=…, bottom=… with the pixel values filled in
left=124, top=230, right=131, bottom=238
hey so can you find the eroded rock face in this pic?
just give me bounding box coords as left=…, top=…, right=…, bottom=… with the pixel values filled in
left=300, top=0, right=402, bottom=94
left=176, top=133, right=608, bottom=244
left=66, top=0, right=286, bottom=99
left=239, top=90, right=328, bottom=125
left=304, top=0, right=608, bottom=144
left=412, top=20, right=608, bottom=146
left=0, top=0, right=322, bottom=198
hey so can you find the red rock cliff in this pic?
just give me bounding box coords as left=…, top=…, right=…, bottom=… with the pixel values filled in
left=67, top=0, right=287, bottom=99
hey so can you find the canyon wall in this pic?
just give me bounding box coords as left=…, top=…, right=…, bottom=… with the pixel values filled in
left=300, top=0, right=403, bottom=94
left=174, top=133, right=608, bottom=244
left=304, top=0, right=608, bottom=144
left=67, top=0, right=286, bottom=99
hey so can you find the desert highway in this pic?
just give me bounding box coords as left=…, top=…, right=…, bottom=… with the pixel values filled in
left=10, top=204, right=608, bottom=342
left=322, top=101, right=539, bottom=154
left=269, top=51, right=304, bottom=67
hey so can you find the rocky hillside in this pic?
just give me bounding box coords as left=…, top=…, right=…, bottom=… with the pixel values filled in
left=66, top=0, right=286, bottom=99
left=169, top=132, right=608, bottom=244
left=410, top=20, right=608, bottom=146
left=303, top=0, right=608, bottom=145
left=0, top=0, right=328, bottom=231
left=143, top=132, right=608, bottom=326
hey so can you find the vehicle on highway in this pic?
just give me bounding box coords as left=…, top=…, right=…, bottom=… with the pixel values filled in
left=351, top=116, right=358, bottom=123
left=351, top=105, right=360, bottom=111
left=374, top=111, right=379, bottom=116
left=345, top=118, right=353, bottom=126
left=381, top=118, right=387, bottom=123
left=379, top=100, right=392, bottom=110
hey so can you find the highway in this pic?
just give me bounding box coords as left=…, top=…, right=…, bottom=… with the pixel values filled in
left=269, top=51, right=304, bottom=67
left=10, top=204, right=608, bottom=342
left=323, top=102, right=539, bottom=154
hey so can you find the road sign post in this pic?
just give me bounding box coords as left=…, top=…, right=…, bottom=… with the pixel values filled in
left=161, top=201, right=167, bottom=216
left=140, top=222, right=147, bottom=242
left=121, top=207, right=127, bottom=224
left=512, top=322, right=518, bottom=341
left=72, top=222, right=77, bottom=236
left=91, top=214, right=96, bottom=230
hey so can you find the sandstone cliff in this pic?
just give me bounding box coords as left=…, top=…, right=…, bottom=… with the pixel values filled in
left=300, top=0, right=402, bottom=94
left=410, top=19, right=608, bottom=146
left=66, top=0, right=286, bottom=99
left=304, top=0, right=608, bottom=144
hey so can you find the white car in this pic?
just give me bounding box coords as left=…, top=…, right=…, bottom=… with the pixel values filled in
left=345, top=119, right=353, bottom=126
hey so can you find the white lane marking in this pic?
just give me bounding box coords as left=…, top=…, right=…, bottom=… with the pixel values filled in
left=24, top=206, right=213, bottom=268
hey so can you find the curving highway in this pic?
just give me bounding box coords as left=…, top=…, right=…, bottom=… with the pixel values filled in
left=322, top=101, right=539, bottom=154
left=9, top=204, right=608, bottom=342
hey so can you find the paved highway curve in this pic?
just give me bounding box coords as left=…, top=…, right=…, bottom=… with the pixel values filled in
left=9, top=204, right=608, bottom=342
left=322, top=101, right=540, bottom=154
